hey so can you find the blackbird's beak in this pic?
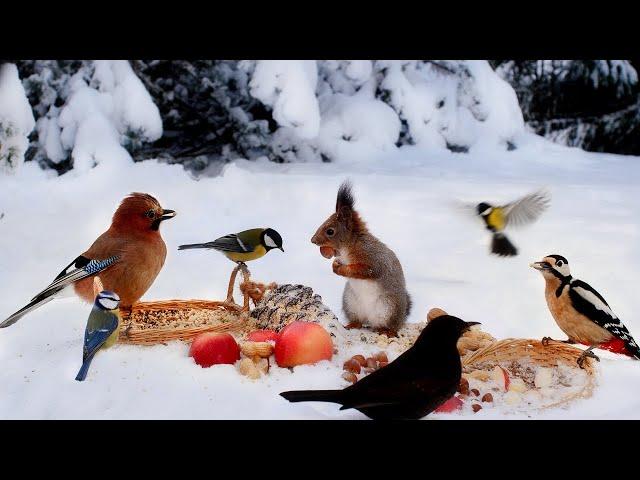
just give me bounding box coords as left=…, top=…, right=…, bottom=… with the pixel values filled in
left=530, top=261, right=549, bottom=270
left=161, top=209, right=176, bottom=221
left=464, top=321, right=481, bottom=331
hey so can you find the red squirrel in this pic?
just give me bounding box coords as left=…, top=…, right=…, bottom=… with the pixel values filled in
left=311, top=181, right=411, bottom=337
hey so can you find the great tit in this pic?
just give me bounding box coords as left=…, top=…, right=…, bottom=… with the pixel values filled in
left=75, top=290, right=121, bottom=382
left=474, top=190, right=550, bottom=257
left=178, top=228, right=284, bottom=264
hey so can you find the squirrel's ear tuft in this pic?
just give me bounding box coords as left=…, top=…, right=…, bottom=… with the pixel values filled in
left=336, top=180, right=355, bottom=212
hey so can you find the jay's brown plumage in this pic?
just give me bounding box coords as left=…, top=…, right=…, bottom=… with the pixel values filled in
left=0, top=193, right=176, bottom=328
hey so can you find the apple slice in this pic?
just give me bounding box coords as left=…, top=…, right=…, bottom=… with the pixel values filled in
left=490, top=365, right=510, bottom=391
left=434, top=395, right=464, bottom=413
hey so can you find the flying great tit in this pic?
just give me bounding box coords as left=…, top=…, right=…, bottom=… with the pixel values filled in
left=75, top=290, right=121, bottom=382
left=178, top=228, right=284, bottom=264
left=473, top=190, right=550, bottom=257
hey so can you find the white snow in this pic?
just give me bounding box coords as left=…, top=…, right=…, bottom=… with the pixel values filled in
left=2, top=134, right=640, bottom=419
left=0, top=63, right=35, bottom=173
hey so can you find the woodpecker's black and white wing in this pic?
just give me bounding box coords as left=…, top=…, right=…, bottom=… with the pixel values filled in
left=0, top=254, right=120, bottom=329
left=568, top=279, right=640, bottom=358
left=502, top=190, right=550, bottom=228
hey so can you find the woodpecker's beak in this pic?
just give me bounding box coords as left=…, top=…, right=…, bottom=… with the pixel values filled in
left=160, top=209, right=176, bottom=221
left=464, top=321, right=481, bottom=331
left=530, top=261, right=550, bottom=270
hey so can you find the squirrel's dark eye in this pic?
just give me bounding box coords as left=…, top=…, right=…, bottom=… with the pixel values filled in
left=326, top=228, right=335, bottom=237
left=557, top=260, right=563, bottom=267
left=146, top=210, right=156, bottom=218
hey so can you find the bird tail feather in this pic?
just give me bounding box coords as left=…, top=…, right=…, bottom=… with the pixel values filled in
left=491, top=233, right=518, bottom=257
left=0, top=295, right=55, bottom=328
left=75, top=353, right=96, bottom=382
left=280, top=390, right=343, bottom=404
left=178, top=243, right=214, bottom=250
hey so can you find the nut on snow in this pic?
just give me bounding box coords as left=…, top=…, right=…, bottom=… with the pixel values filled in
left=427, top=308, right=448, bottom=322
left=238, top=358, right=261, bottom=380
left=241, top=341, right=274, bottom=358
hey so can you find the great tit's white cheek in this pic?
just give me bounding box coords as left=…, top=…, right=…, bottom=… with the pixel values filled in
left=264, top=234, right=277, bottom=248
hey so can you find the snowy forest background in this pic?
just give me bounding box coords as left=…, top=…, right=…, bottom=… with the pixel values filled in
left=1, top=60, right=639, bottom=176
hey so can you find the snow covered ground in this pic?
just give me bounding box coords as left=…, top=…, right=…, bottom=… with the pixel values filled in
left=2, top=133, right=640, bottom=419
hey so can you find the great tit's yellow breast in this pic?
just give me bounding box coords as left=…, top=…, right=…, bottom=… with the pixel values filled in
left=488, top=208, right=506, bottom=231
left=225, top=244, right=267, bottom=262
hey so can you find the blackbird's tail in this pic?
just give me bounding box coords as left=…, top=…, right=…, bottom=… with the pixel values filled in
left=491, top=232, right=518, bottom=257
left=280, top=389, right=343, bottom=404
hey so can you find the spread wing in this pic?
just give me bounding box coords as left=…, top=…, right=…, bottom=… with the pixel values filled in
left=502, top=190, right=550, bottom=228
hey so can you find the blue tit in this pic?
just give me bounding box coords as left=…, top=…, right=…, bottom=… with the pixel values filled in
left=475, top=190, right=550, bottom=257
left=75, top=290, right=121, bottom=382
left=178, top=228, right=284, bottom=264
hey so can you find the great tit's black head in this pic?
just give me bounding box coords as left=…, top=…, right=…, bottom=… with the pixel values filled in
left=530, top=254, right=570, bottom=278
left=262, top=228, right=284, bottom=252
left=476, top=202, right=492, bottom=217
left=415, top=315, right=480, bottom=348
left=95, top=290, right=120, bottom=311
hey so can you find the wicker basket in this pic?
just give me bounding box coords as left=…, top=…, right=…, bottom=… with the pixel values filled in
left=92, top=265, right=267, bottom=345
left=462, top=338, right=597, bottom=409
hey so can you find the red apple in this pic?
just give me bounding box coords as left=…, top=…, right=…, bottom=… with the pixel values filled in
left=247, top=329, right=279, bottom=343
left=434, top=395, right=464, bottom=413
left=190, top=332, right=240, bottom=368
left=275, top=321, right=333, bottom=367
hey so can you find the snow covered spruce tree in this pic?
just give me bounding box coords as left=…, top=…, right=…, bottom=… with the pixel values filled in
left=495, top=60, right=640, bottom=154
left=9, top=60, right=527, bottom=175
left=15, top=60, right=162, bottom=173
left=0, top=63, right=35, bottom=173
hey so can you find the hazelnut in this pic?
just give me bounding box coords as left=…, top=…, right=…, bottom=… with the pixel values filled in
left=343, top=359, right=361, bottom=374
left=342, top=372, right=358, bottom=384
left=470, top=388, right=480, bottom=397
left=366, top=357, right=378, bottom=369
left=472, top=404, right=482, bottom=413
left=481, top=393, right=493, bottom=403
left=352, top=355, right=367, bottom=366
left=458, top=377, right=470, bottom=395
left=377, top=361, right=388, bottom=369
left=373, top=351, right=388, bottom=363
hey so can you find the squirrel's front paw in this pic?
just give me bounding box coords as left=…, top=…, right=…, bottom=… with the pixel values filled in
left=332, top=259, right=342, bottom=275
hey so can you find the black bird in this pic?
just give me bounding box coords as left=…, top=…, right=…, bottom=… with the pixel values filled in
left=280, top=315, right=479, bottom=420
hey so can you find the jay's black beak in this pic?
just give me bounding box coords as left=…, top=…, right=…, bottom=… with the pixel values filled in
left=161, top=209, right=176, bottom=221
left=279, top=247, right=285, bottom=252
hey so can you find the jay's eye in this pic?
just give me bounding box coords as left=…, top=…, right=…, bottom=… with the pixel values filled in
left=557, top=260, right=563, bottom=267
left=146, top=210, right=156, bottom=218
left=326, top=228, right=335, bottom=237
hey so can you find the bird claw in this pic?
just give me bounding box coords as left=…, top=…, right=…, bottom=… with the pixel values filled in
left=541, top=336, right=553, bottom=346
left=375, top=327, right=398, bottom=338
left=576, top=349, right=600, bottom=369
left=344, top=321, right=362, bottom=330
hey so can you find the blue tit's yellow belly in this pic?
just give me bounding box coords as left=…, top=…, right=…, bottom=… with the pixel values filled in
left=103, top=314, right=121, bottom=349
left=225, top=245, right=267, bottom=263
left=487, top=208, right=506, bottom=231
